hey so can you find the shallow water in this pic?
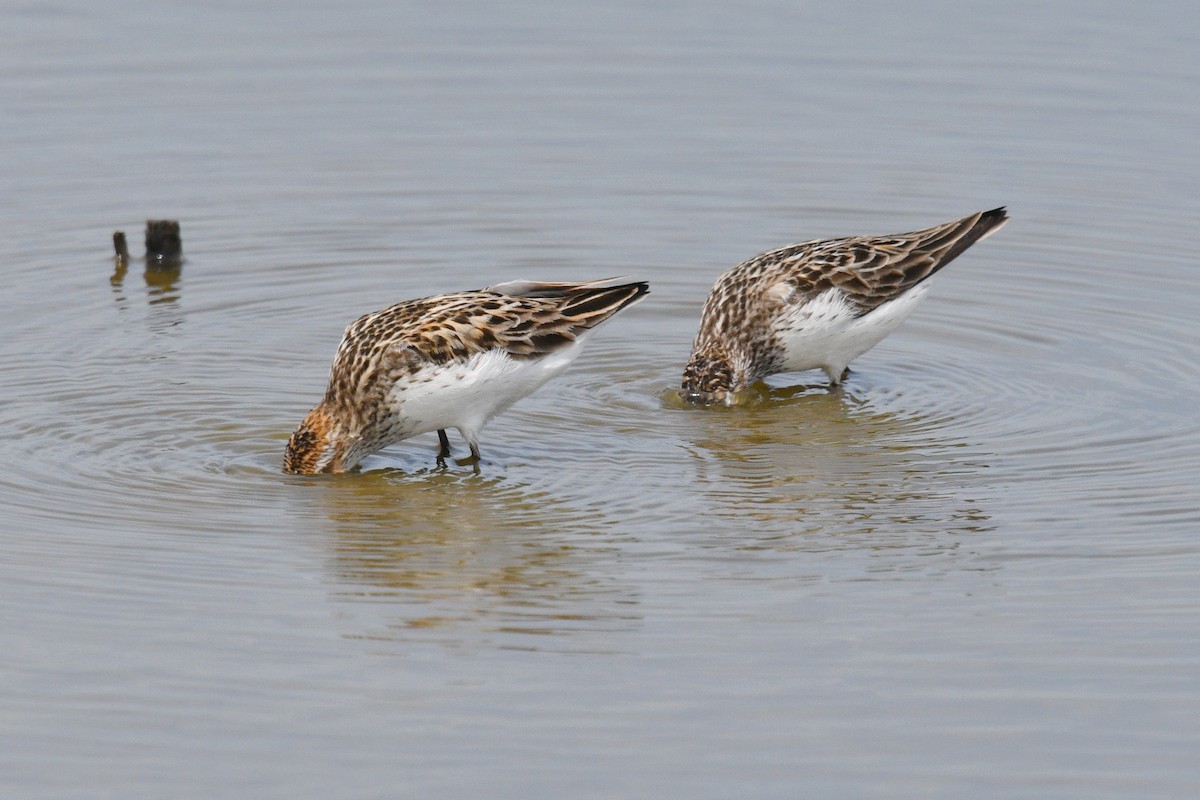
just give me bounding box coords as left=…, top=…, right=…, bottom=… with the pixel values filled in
left=3, top=1, right=1199, bottom=797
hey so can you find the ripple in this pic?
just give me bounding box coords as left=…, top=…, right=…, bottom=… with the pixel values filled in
left=4, top=193, right=1200, bottom=591
left=617, top=225, right=1200, bottom=547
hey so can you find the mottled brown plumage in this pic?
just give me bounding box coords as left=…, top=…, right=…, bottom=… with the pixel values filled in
left=682, top=207, right=1008, bottom=402
left=284, top=279, right=649, bottom=474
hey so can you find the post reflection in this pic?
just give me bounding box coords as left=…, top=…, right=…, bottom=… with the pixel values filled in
left=109, top=255, right=184, bottom=330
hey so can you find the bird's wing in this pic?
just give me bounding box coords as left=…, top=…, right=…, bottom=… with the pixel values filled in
left=764, top=207, right=1008, bottom=313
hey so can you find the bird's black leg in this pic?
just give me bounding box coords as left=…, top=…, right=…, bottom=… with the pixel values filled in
left=435, top=429, right=451, bottom=468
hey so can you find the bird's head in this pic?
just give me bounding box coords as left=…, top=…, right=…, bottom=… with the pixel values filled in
left=680, top=348, right=739, bottom=406
left=283, top=403, right=358, bottom=475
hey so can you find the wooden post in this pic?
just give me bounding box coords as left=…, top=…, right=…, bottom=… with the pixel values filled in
left=113, top=231, right=130, bottom=261
left=145, top=219, right=182, bottom=264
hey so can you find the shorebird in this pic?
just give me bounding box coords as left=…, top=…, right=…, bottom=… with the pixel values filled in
left=284, top=278, right=649, bottom=474
left=681, top=207, right=1008, bottom=403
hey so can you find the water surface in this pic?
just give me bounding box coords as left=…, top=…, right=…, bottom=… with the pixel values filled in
left=2, top=1, right=1199, bottom=797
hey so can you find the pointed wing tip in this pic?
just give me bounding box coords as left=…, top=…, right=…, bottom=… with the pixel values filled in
left=971, top=206, right=1009, bottom=239
left=614, top=279, right=651, bottom=309
left=982, top=205, right=1009, bottom=224
left=484, top=276, right=639, bottom=297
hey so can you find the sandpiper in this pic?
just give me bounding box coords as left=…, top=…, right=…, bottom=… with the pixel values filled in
left=285, top=278, right=649, bottom=474
left=681, top=207, right=1008, bottom=403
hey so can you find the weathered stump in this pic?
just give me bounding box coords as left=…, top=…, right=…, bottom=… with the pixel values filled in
left=112, top=231, right=130, bottom=261
left=145, top=219, right=182, bottom=265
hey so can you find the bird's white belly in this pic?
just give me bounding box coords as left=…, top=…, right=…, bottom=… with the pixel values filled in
left=390, top=343, right=584, bottom=437
left=776, top=284, right=932, bottom=374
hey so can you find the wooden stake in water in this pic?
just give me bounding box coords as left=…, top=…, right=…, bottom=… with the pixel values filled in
left=112, top=231, right=130, bottom=263
left=145, top=219, right=182, bottom=265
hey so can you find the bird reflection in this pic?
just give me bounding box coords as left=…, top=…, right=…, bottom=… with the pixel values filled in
left=303, top=467, right=642, bottom=650
left=672, top=377, right=996, bottom=566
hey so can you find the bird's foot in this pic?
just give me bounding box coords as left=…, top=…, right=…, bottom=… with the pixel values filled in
left=826, top=366, right=851, bottom=389
left=455, top=444, right=482, bottom=473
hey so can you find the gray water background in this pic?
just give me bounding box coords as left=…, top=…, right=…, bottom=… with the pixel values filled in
left=2, top=1, right=1198, bottom=797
